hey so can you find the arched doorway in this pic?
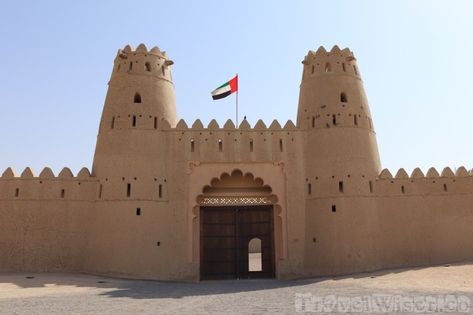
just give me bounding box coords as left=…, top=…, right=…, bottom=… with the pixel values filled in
left=198, top=170, right=276, bottom=280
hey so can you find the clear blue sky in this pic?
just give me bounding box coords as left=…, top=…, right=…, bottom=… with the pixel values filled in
left=1, top=0, right=472, bottom=175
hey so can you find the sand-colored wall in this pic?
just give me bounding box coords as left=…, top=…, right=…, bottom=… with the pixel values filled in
left=1, top=134, right=473, bottom=280
left=0, top=44, right=472, bottom=281
left=0, top=167, right=97, bottom=272
left=303, top=168, right=473, bottom=277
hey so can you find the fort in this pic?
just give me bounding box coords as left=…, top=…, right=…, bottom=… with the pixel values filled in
left=1, top=44, right=472, bottom=281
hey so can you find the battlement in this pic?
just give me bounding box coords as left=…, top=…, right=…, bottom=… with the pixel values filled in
left=112, top=43, right=174, bottom=79
left=120, top=43, right=170, bottom=59
left=302, top=45, right=359, bottom=78
left=103, top=115, right=299, bottom=132
left=378, top=166, right=473, bottom=180
left=172, top=118, right=297, bottom=131
left=375, top=166, right=473, bottom=196
left=1, top=167, right=93, bottom=179
left=0, top=167, right=97, bottom=201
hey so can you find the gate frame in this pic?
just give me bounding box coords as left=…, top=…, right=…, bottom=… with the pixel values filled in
left=187, top=162, right=287, bottom=280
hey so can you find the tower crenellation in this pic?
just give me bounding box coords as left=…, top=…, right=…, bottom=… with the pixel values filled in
left=301, top=45, right=360, bottom=78
left=113, top=44, right=174, bottom=82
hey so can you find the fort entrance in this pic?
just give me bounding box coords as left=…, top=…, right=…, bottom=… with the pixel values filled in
left=200, top=205, right=274, bottom=280
left=197, top=170, right=276, bottom=280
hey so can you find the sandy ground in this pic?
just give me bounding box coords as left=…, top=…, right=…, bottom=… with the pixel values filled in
left=0, top=262, right=472, bottom=314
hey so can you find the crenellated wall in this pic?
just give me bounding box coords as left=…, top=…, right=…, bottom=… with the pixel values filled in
left=0, top=167, right=97, bottom=272
left=303, top=164, right=473, bottom=278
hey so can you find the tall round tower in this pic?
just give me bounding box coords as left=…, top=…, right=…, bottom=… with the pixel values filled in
left=86, top=44, right=182, bottom=279
left=92, top=43, right=178, bottom=176
left=298, top=45, right=381, bottom=178
left=299, top=46, right=382, bottom=276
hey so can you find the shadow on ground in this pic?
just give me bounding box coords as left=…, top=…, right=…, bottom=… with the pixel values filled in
left=1, top=260, right=471, bottom=300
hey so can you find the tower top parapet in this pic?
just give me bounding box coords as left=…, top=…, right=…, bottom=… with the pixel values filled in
left=301, top=45, right=359, bottom=78
left=302, top=45, right=355, bottom=64
left=111, top=43, right=175, bottom=83
left=119, top=43, right=171, bottom=61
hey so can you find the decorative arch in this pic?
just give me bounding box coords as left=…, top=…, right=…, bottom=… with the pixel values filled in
left=196, top=169, right=277, bottom=206
left=187, top=163, right=287, bottom=279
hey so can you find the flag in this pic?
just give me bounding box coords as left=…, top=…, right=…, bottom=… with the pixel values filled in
left=211, top=75, right=238, bottom=100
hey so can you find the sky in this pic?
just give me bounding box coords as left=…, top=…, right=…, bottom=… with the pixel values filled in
left=0, top=0, right=472, bottom=175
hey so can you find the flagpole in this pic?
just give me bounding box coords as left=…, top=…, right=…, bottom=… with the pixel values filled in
left=236, top=90, right=239, bottom=128
left=236, top=73, right=239, bottom=128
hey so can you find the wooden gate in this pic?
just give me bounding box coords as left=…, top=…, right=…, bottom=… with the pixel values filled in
left=200, top=205, right=275, bottom=280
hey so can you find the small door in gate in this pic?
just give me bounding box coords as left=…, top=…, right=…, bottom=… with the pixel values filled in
left=200, top=205, right=274, bottom=280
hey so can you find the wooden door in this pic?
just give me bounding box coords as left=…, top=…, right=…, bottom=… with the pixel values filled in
left=200, top=205, right=274, bottom=280
left=236, top=206, right=275, bottom=279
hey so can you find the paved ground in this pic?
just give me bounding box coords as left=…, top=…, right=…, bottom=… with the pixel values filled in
left=1, top=263, right=472, bottom=314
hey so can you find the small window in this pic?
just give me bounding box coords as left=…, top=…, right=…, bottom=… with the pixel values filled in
left=325, top=63, right=331, bottom=72
left=342, top=63, right=346, bottom=72
left=158, top=184, right=162, bottom=198
left=311, top=65, right=314, bottom=74
left=98, top=184, right=103, bottom=199
left=134, top=93, right=141, bottom=103
left=354, top=115, right=358, bottom=126
left=312, top=116, right=315, bottom=128
left=162, top=67, right=165, bottom=76
left=190, top=139, right=195, bottom=152
left=308, top=183, right=312, bottom=195
left=111, top=116, right=115, bottom=129
left=145, top=62, right=151, bottom=72
left=353, top=65, right=358, bottom=75
left=154, top=117, right=158, bottom=129
left=332, top=114, right=336, bottom=125
left=129, top=62, right=133, bottom=71
left=61, top=189, right=65, bottom=198
left=401, top=186, right=405, bottom=194
left=136, top=208, right=141, bottom=216
left=249, top=139, right=254, bottom=152
left=132, top=115, right=136, bottom=127
left=331, top=205, right=337, bottom=212
left=369, top=181, right=373, bottom=193
left=248, top=238, right=262, bottom=272
left=443, top=184, right=448, bottom=192
left=279, top=139, right=283, bottom=152
left=339, top=181, right=344, bottom=193
left=15, top=188, right=19, bottom=197
left=218, top=139, right=223, bottom=152
left=127, top=183, right=131, bottom=197
left=340, top=93, right=347, bottom=103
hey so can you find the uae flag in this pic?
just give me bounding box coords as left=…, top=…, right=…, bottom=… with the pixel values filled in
left=211, top=75, right=238, bottom=100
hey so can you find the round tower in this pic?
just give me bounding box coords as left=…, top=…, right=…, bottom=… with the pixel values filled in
left=299, top=46, right=382, bottom=276
left=92, top=43, right=178, bottom=177
left=298, top=45, right=381, bottom=178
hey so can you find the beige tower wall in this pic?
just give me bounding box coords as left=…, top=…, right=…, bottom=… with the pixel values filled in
left=93, top=44, right=178, bottom=178
left=299, top=46, right=384, bottom=277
